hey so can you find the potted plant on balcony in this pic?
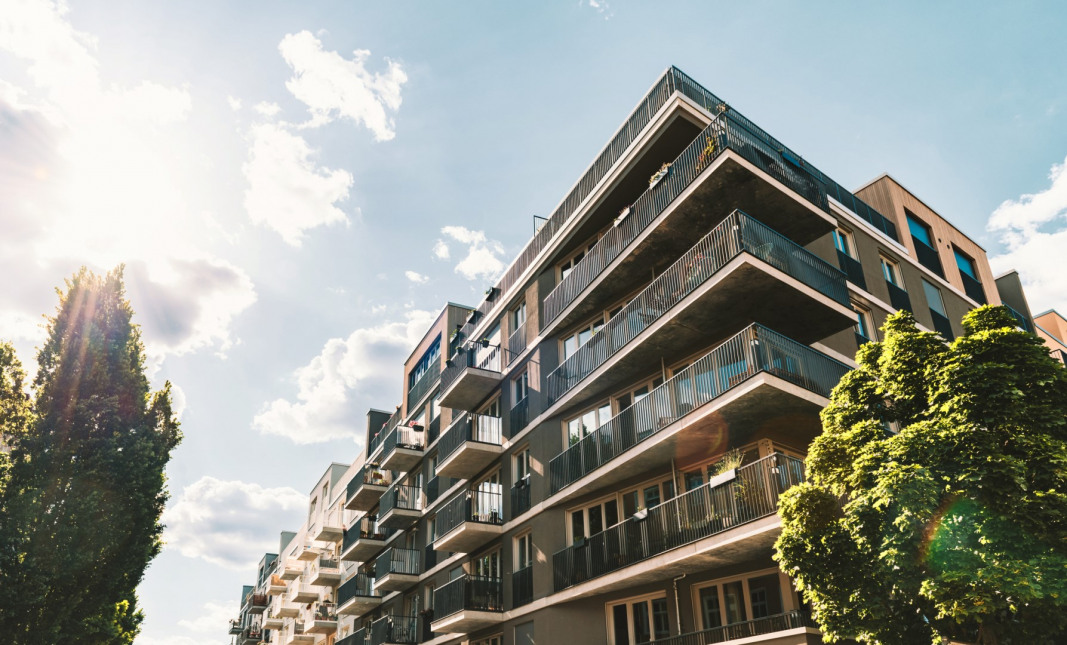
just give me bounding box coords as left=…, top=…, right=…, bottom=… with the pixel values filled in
left=648, top=162, right=671, bottom=188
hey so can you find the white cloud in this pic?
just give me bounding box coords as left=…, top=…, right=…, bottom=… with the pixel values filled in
left=242, top=122, right=353, bottom=246
left=163, top=477, right=306, bottom=570
left=440, top=226, right=506, bottom=281
left=988, top=155, right=1067, bottom=313
left=177, top=601, right=238, bottom=633
left=226, top=95, right=242, bottom=111
left=253, top=309, right=436, bottom=444
left=405, top=270, right=428, bottom=284
left=586, top=0, right=614, bottom=19
left=432, top=239, right=450, bottom=260
left=253, top=100, right=280, bottom=117
left=278, top=30, right=407, bottom=140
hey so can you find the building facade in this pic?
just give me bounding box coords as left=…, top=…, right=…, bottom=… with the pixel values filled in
left=228, top=67, right=1043, bottom=645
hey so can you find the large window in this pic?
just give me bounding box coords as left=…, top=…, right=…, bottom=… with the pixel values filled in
left=513, top=446, right=531, bottom=483
left=471, top=548, right=501, bottom=579
left=694, top=570, right=787, bottom=629
left=515, top=532, right=533, bottom=570
left=513, top=370, right=529, bottom=403
left=832, top=227, right=856, bottom=258
left=880, top=256, right=903, bottom=288
left=906, top=211, right=934, bottom=247
left=906, top=210, right=945, bottom=277
left=562, top=318, right=604, bottom=359
left=607, top=594, right=671, bottom=645
left=511, top=302, right=527, bottom=330
left=409, top=335, right=441, bottom=388
left=569, top=496, right=619, bottom=543
left=558, top=238, right=599, bottom=281
left=565, top=401, right=612, bottom=446
left=953, top=246, right=986, bottom=304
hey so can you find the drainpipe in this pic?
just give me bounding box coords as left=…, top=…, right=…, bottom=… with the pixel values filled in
left=672, top=573, right=687, bottom=636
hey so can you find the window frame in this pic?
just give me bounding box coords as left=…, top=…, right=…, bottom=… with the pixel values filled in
left=690, top=567, right=794, bottom=630
left=514, top=531, right=533, bottom=571
left=832, top=227, right=856, bottom=259
left=880, top=255, right=903, bottom=288
left=852, top=302, right=874, bottom=341
left=605, top=592, right=671, bottom=645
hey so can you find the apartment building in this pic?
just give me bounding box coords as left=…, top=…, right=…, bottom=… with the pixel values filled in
left=1034, top=309, right=1067, bottom=364
left=228, top=66, right=1041, bottom=645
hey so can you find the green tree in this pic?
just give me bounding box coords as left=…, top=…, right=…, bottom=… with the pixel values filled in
left=774, top=306, right=1067, bottom=645
left=0, top=267, right=182, bottom=643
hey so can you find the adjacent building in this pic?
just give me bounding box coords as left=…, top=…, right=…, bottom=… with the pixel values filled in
left=228, top=66, right=1046, bottom=645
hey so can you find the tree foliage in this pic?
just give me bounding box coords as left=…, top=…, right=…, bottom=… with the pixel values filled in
left=0, top=267, right=182, bottom=643
left=774, top=306, right=1067, bottom=645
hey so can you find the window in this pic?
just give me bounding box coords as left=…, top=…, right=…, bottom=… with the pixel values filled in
left=471, top=548, right=501, bottom=579
left=511, top=302, right=527, bottom=330
left=472, top=471, right=502, bottom=522
left=953, top=248, right=977, bottom=279
left=832, top=227, right=856, bottom=258
left=694, top=570, right=786, bottom=629
left=513, top=446, right=531, bottom=483
left=906, top=210, right=934, bottom=248
left=953, top=246, right=986, bottom=304
left=472, top=637, right=502, bottom=645
left=430, top=392, right=440, bottom=421
left=558, top=238, right=599, bottom=281
left=409, top=335, right=441, bottom=388
left=880, top=256, right=903, bottom=288
left=607, top=594, right=671, bottom=645
left=562, top=318, right=605, bottom=359
left=565, top=401, right=612, bottom=446
left=923, top=279, right=947, bottom=317
left=619, top=479, right=674, bottom=517
left=612, top=376, right=664, bottom=414
left=569, top=496, right=620, bottom=543
left=853, top=303, right=873, bottom=341
left=513, top=370, right=529, bottom=403
left=515, top=532, right=533, bottom=570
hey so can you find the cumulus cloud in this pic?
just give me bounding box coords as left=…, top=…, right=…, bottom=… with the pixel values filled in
left=163, top=477, right=306, bottom=569
left=432, top=239, right=450, bottom=260
left=242, top=122, right=353, bottom=246
left=0, top=1, right=255, bottom=368
left=177, top=601, right=238, bottom=633
left=278, top=30, right=407, bottom=139
left=226, top=95, right=241, bottom=111
left=440, top=226, right=506, bottom=281
left=988, top=155, right=1067, bottom=312
left=405, top=270, right=428, bottom=284
left=253, top=310, right=436, bottom=444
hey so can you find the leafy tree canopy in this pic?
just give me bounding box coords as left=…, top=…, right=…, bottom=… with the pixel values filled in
left=775, top=306, right=1067, bottom=645
left=0, top=267, right=181, bottom=643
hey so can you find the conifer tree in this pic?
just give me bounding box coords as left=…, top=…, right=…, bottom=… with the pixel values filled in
left=0, top=267, right=182, bottom=643
left=774, top=306, right=1067, bottom=644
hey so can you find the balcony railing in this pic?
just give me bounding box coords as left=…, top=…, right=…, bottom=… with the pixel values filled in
left=544, top=211, right=847, bottom=404
left=370, top=614, right=418, bottom=645
left=427, top=415, right=441, bottom=445
left=886, top=281, right=912, bottom=313
left=550, top=325, right=847, bottom=493
left=641, top=609, right=816, bottom=645
left=407, top=359, right=441, bottom=409
left=375, top=547, right=421, bottom=579
left=509, top=395, right=530, bottom=437
left=836, top=250, right=867, bottom=290
left=338, top=573, right=379, bottom=606
left=434, top=490, right=504, bottom=542
left=554, top=453, right=804, bottom=591
left=912, top=237, right=945, bottom=278
left=433, top=575, right=504, bottom=620
left=380, top=484, right=423, bottom=516
left=437, top=412, right=503, bottom=463
left=1004, top=304, right=1035, bottom=333
left=337, top=629, right=368, bottom=645
left=382, top=424, right=424, bottom=456
left=512, top=566, right=533, bottom=608
left=510, top=478, right=531, bottom=517
left=368, top=407, right=403, bottom=456
left=440, top=344, right=502, bottom=394
left=930, top=310, right=955, bottom=340
left=507, top=321, right=528, bottom=361
left=342, top=515, right=393, bottom=552
left=960, top=272, right=986, bottom=304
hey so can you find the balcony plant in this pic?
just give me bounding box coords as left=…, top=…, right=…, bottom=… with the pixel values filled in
left=648, top=162, right=671, bottom=188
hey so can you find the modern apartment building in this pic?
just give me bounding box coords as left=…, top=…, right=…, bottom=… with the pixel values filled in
left=1034, top=309, right=1067, bottom=364
left=228, top=66, right=1043, bottom=645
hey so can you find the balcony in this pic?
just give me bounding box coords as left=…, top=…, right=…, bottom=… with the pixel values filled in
left=280, top=561, right=303, bottom=581
left=641, top=610, right=817, bottom=645
left=553, top=454, right=803, bottom=594
left=288, top=583, right=318, bottom=604
left=432, top=490, right=504, bottom=553
left=378, top=424, right=425, bottom=473
left=509, top=395, right=531, bottom=437
left=512, top=565, right=533, bottom=609
left=407, top=358, right=441, bottom=410
left=244, top=592, right=268, bottom=614
left=960, top=272, right=986, bottom=305
left=312, top=510, right=344, bottom=543
left=309, top=556, right=341, bottom=587
left=346, top=463, right=393, bottom=512
left=268, top=575, right=287, bottom=595
left=228, top=619, right=243, bottom=635
left=378, top=483, right=423, bottom=529
left=887, top=281, right=911, bottom=313
left=543, top=211, right=852, bottom=407
left=337, top=573, right=382, bottom=617
left=370, top=614, right=418, bottom=645
left=430, top=575, right=504, bottom=633
left=541, top=110, right=844, bottom=333
left=435, top=412, right=504, bottom=480
left=439, top=345, right=502, bottom=411
left=283, top=623, right=314, bottom=645
left=241, top=626, right=263, bottom=644
left=337, top=628, right=369, bottom=645
left=263, top=612, right=284, bottom=630
left=373, top=547, right=421, bottom=592
left=1005, top=304, right=1035, bottom=333
left=296, top=542, right=321, bottom=561
left=340, top=516, right=393, bottom=562
left=276, top=601, right=301, bottom=618
left=510, top=478, right=531, bottom=517
left=306, top=602, right=338, bottom=634
left=548, top=325, right=848, bottom=500
left=836, top=249, right=867, bottom=290
left=507, top=320, right=528, bottom=361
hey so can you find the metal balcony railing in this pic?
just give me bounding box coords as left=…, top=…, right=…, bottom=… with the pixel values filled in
left=407, top=359, right=441, bottom=409
left=374, top=547, right=421, bottom=579
left=509, top=395, right=531, bottom=437
left=549, top=325, right=848, bottom=493
left=347, top=463, right=392, bottom=498
left=338, top=573, right=378, bottom=606
left=960, top=272, right=986, bottom=305
left=440, top=344, right=501, bottom=394
left=437, top=412, right=503, bottom=464
left=641, top=609, right=816, bottom=645
left=382, top=424, right=424, bottom=458
left=912, top=237, right=945, bottom=278
left=1004, top=305, right=1035, bottom=333
left=427, top=415, right=441, bottom=445
left=379, top=484, right=423, bottom=516
left=434, top=490, right=504, bottom=541
left=836, top=250, right=867, bottom=290
left=512, top=566, right=533, bottom=609
left=507, top=321, right=528, bottom=361
left=510, top=478, right=531, bottom=517
left=543, top=212, right=848, bottom=403
left=553, top=453, right=804, bottom=591
left=370, top=614, right=418, bottom=645
left=433, top=575, right=504, bottom=620
left=337, top=629, right=367, bottom=645
left=368, top=407, right=403, bottom=456
left=342, top=516, right=393, bottom=550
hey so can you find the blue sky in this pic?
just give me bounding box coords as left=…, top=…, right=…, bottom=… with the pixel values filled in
left=1, top=1, right=1066, bottom=642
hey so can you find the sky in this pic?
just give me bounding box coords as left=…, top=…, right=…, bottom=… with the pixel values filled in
left=1, top=1, right=1066, bottom=642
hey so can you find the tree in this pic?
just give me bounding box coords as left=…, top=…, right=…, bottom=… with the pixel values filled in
left=774, top=306, right=1067, bottom=645
left=0, top=267, right=182, bottom=643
